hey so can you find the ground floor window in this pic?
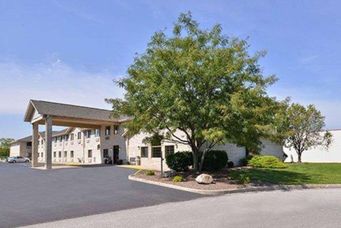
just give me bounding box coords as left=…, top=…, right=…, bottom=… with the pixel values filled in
left=70, top=151, right=74, bottom=158
left=88, top=150, right=92, bottom=158
left=141, top=146, right=148, bottom=158
left=53, top=151, right=56, bottom=157
left=64, top=151, right=67, bottom=158
left=103, top=149, right=108, bottom=157
left=41, top=152, right=43, bottom=157
left=152, top=146, right=162, bottom=158
left=58, top=151, right=61, bottom=158
left=165, top=145, right=175, bottom=157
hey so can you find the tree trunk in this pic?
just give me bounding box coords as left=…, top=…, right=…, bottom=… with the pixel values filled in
left=297, top=152, right=302, bottom=163
left=192, top=150, right=199, bottom=172
left=199, top=149, right=207, bottom=172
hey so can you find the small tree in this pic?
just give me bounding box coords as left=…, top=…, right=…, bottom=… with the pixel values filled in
left=0, top=138, right=14, bottom=157
left=107, top=12, right=281, bottom=171
left=284, top=103, right=332, bottom=163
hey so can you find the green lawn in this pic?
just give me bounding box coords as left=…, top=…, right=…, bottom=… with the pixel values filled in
left=229, top=163, right=341, bottom=185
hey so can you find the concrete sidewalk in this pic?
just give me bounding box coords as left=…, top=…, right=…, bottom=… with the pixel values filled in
left=24, top=188, right=341, bottom=228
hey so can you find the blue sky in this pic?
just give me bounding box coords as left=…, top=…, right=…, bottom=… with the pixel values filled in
left=1, top=0, right=341, bottom=138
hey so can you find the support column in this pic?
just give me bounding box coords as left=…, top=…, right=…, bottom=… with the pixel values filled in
left=31, top=123, right=39, bottom=167
left=45, top=115, right=52, bottom=169
left=99, top=126, right=105, bottom=164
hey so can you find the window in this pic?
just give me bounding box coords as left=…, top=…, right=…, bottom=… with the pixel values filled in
left=58, top=136, right=62, bottom=142
left=103, top=149, right=109, bottom=157
left=64, top=151, right=67, bottom=157
left=77, top=132, right=82, bottom=139
left=105, top=126, right=111, bottom=136
left=41, top=140, right=44, bottom=145
left=70, top=151, right=74, bottom=158
left=97, top=144, right=100, bottom=150
left=113, top=125, right=119, bottom=135
left=165, top=145, right=175, bottom=156
left=26, top=142, right=32, bottom=147
left=85, top=130, right=91, bottom=138
left=141, top=147, right=148, bottom=158
left=54, top=137, right=57, bottom=143
left=58, top=151, right=61, bottom=158
left=152, top=146, right=162, bottom=158
left=95, top=129, right=100, bottom=137
left=70, top=133, right=74, bottom=141
left=88, top=150, right=92, bottom=158
left=65, top=135, right=69, bottom=141
left=53, top=151, right=56, bottom=158
left=41, top=152, right=43, bottom=157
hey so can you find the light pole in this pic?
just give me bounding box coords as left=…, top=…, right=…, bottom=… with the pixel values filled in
left=160, top=155, right=164, bottom=177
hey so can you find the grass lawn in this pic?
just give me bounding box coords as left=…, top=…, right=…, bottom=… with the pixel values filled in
left=229, top=163, right=341, bottom=185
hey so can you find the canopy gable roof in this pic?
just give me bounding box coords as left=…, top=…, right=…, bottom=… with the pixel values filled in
left=24, top=100, right=130, bottom=128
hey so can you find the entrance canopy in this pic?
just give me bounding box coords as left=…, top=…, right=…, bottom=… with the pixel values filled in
left=23, top=100, right=130, bottom=169
left=24, top=100, right=129, bottom=128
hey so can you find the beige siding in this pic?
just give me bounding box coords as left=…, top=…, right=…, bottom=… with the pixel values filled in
left=10, top=144, right=21, bottom=157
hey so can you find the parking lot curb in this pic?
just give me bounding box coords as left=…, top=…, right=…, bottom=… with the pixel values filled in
left=128, top=174, right=341, bottom=195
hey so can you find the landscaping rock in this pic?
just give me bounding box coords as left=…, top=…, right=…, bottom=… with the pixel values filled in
left=195, top=174, right=214, bottom=184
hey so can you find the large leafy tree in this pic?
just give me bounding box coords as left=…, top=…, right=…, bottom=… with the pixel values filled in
left=283, top=103, right=332, bottom=163
left=107, top=12, right=281, bottom=171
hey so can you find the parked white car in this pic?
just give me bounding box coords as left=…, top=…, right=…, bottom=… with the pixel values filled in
left=7, top=156, right=30, bottom=163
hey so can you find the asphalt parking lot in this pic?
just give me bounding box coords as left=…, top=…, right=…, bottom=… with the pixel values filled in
left=0, top=162, right=201, bottom=227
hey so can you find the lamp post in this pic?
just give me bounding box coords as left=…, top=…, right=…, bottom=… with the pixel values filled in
left=160, top=156, right=164, bottom=178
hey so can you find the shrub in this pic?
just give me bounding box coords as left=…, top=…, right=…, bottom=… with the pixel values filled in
left=202, top=150, right=228, bottom=171
left=235, top=174, right=251, bottom=185
left=248, top=155, right=288, bottom=169
left=166, top=151, right=192, bottom=172
left=172, top=175, right=184, bottom=183
left=227, top=161, right=234, bottom=168
left=145, top=170, right=155, bottom=176
left=239, top=155, right=253, bottom=166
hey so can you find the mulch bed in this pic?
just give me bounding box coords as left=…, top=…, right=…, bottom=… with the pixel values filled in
left=134, top=168, right=246, bottom=190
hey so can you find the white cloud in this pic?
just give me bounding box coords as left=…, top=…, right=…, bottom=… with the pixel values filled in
left=0, top=61, right=124, bottom=114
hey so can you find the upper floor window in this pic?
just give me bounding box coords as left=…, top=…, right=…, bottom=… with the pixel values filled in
left=85, top=130, right=92, bottom=138
left=53, top=151, right=56, bottom=157
left=65, top=135, right=69, bottom=141
left=70, top=133, right=74, bottom=141
left=77, top=132, right=81, bottom=140
left=105, top=126, right=111, bottom=136
left=26, top=142, right=32, bottom=147
left=95, top=129, right=100, bottom=137
left=113, top=125, right=119, bottom=135
left=54, top=137, right=57, bottom=143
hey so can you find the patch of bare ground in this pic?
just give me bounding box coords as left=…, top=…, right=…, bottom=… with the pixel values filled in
left=134, top=169, right=245, bottom=190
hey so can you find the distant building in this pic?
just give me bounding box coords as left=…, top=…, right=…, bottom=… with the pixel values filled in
left=284, top=130, right=341, bottom=163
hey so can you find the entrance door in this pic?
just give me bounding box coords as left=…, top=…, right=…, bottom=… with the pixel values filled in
left=113, top=145, right=119, bottom=164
